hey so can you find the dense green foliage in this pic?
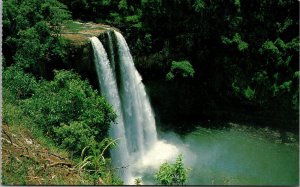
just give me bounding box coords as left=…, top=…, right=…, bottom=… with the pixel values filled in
left=166, top=60, right=195, bottom=81
left=3, top=66, right=121, bottom=183
left=3, top=67, right=116, bottom=155
left=4, top=0, right=298, bottom=131
left=24, top=70, right=116, bottom=154
left=3, top=66, right=38, bottom=101
left=155, top=154, right=189, bottom=185
left=2, top=0, right=124, bottom=183
left=55, top=0, right=299, bottom=130
left=3, top=0, right=71, bottom=76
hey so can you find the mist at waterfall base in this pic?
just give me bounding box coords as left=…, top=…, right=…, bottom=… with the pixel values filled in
left=141, top=126, right=298, bottom=185
left=90, top=33, right=298, bottom=185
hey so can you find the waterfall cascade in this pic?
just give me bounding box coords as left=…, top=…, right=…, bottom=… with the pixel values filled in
left=114, top=31, right=158, bottom=156
left=90, top=37, right=132, bottom=182
left=90, top=31, right=178, bottom=184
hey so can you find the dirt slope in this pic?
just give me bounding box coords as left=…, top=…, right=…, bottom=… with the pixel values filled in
left=2, top=124, right=104, bottom=185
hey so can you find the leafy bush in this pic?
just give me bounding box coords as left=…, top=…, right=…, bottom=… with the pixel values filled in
left=2, top=68, right=122, bottom=183
left=166, top=60, right=195, bottom=81
left=221, top=33, right=248, bottom=52
left=134, top=178, right=142, bottom=185
left=22, top=70, right=116, bottom=154
left=3, top=0, right=70, bottom=74
left=244, top=86, right=255, bottom=101
left=54, top=121, right=96, bottom=152
left=155, top=154, right=190, bottom=185
left=3, top=66, right=37, bottom=101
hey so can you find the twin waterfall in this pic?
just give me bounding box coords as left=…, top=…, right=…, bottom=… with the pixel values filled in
left=90, top=31, right=178, bottom=184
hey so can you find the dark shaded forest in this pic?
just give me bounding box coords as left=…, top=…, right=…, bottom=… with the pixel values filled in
left=57, top=0, right=299, bottom=131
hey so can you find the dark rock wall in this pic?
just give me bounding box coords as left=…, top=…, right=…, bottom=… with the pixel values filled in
left=64, top=31, right=112, bottom=92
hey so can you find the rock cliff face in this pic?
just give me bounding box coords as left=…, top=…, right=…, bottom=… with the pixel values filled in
left=61, top=21, right=118, bottom=89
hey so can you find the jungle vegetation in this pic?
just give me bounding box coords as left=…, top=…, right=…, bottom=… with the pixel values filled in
left=2, top=0, right=299, bottom=184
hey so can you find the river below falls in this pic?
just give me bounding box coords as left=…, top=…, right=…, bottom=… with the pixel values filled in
left=133, top=123, right=299, bottom=185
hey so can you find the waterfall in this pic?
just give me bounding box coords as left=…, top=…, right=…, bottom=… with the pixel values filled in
left=90, top=31, right=178, bottom=184
left=113, top=30, right=158, bottom=158
left=90, top=37, right=132, bottom=183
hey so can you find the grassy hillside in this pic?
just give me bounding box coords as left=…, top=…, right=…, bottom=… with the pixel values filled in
left=2, top=124, right=93, bottom=185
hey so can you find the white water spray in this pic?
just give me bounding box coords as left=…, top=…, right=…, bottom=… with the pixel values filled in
left=114, top=30, right=158, bottom=157
left=90, top=37, right=132, bottom=183
left=91, top=32, right=179, bottom=184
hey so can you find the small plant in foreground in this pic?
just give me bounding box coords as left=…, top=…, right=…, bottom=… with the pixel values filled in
left=134, top=178, right=143, bottom=185
left=77, top=138, right=122, bottom=185
left=155, top=154, right=190, bottom=185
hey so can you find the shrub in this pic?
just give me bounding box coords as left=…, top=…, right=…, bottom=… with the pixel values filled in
left=54, top=121, right=96, bottom=153
left=22, top=70, right=116, bottom=154
left=155, top=154, right=190, bottom=185
left=166, top=60, right=195, bottom=81
left=78, top=138, right=123, bottom=185
left=3, top=0, right=71, bottom=74
left=3, top=66, right=37, bottom=101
